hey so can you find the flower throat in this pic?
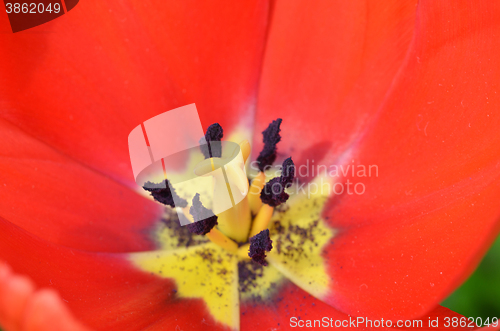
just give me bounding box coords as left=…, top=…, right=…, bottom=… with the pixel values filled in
left=143, top=119, right=295, bottom=266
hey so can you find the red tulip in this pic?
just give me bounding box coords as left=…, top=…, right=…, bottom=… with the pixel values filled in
left=1, top=0, right=500, bottom=330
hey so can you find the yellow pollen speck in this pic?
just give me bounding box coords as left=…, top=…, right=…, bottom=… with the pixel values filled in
left=266, top=175, right=336, bottom=300
left=153, top=208, right=209, bottom=251
left=129, top=243, right=240, bottom=330
left=237, top=259, right=285, bottom=302
left=136, top=126, right=337, bottom=330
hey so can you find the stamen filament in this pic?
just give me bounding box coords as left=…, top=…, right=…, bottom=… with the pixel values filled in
left=237, top=243, right=251, bottom=259
left=182, top=200, right=238, bottom=252
left=239, top=140, right=251, bottom=163
left=248, top=172, right=265, bottom=215
left=206, top=228, right=239, bottom=253
left=249, top=204, right=274, bottom=237
left=217, top=198, right=251, bottom=243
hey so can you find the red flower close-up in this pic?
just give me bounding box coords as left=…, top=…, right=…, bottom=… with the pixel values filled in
left=1, top=1, right=500, bottom=330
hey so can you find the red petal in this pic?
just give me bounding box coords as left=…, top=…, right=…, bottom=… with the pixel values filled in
left=322, top=0, right=500, bottom=319
left=22, top=290, right=93, bottom=331
left=253, top=0, right=417, bottom=171
left=0, top=217, right=232, bottom=331
left=241, top=281, right=471, bottom=331
left=0, top=118, right=162, bottom=252
left=240, top=282, right=347, bottom=331
left=0, top=261, right=92, bottom=331
left=0, top=1, right=269, bottom=186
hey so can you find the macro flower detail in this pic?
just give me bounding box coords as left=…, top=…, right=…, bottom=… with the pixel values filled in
left=1, top=0, right=500, bottom=330
left=186, top=193, right=219, bottom=235
left=143, top=180, right=188, bottom=208
left=248, top=229, right=273, bottom=266
left=129, top=118, right=334, bottom=330
left=201, top=123, right=224, bottom=159
left=256, top=118, right=282, bottom=172
left=260, top=157, right=295, bottom=207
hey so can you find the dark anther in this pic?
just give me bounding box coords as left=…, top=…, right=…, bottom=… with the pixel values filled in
left=187, top=193, right=218, bottom=235
left=200, top=123, right=224, bottom=159
left=248, top=229, right=273, bottom=266
left=280, top=157, right=295, bottom=188
left=260, top=157, right=295, bottom=207
left=260, top=177, right=288, bottom=207
left=143, top=180, right=187, bottom=208
left=256, top=118, right=282, bottom=172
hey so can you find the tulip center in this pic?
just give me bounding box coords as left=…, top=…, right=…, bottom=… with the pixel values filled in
left=132, top=119, right=337, bottom=330
left=143, top=119, right=295, bottom=266
left=186, top=140, right=294, bottom=266
left=132, top=172, right=336, bottom=329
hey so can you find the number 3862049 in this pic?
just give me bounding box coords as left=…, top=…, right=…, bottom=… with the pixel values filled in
left=5, top=3, right=61, bottom=14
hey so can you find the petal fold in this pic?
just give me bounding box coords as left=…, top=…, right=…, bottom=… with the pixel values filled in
left=241, top=280, right=471, bottom=331
left=0, top=217, right=231, bottom=330
left=254, top=0, right=417, bottom=171
left=0, top=0, right=269, bottom=185
left=0, top=118, right=162, bottom=253
left=322, top=0, right=500, bottom=319
left=0, top=261, right=92, bottom=331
